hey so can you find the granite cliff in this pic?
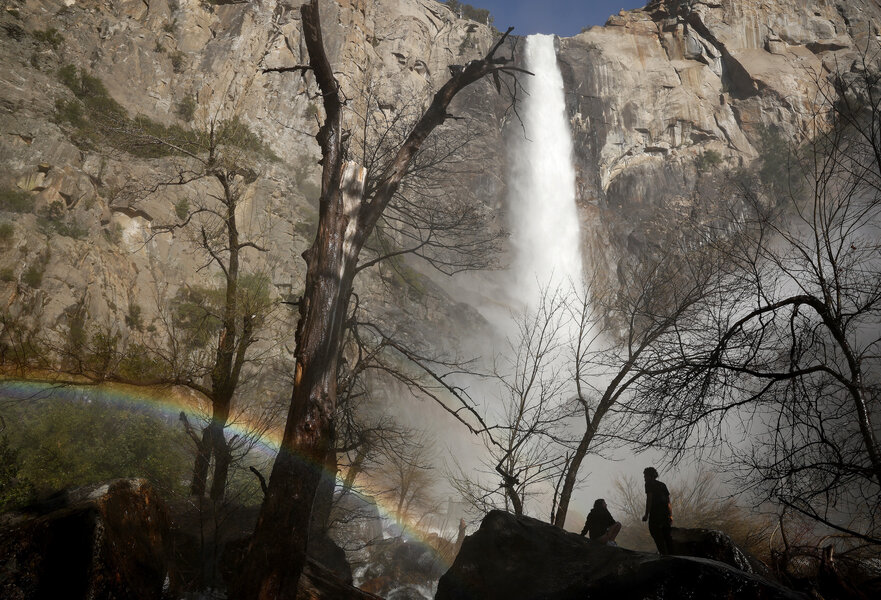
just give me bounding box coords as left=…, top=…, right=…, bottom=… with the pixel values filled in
left=0, top=0, right=503, bottom=377
left=1, top=0, right=879, bottom=388
left=559, top=0, right=881, bottom=285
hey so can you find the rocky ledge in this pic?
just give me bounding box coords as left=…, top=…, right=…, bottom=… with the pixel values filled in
left=0, top=479, right=379, bottom=600
left=435, top=510, right=806, bottom=600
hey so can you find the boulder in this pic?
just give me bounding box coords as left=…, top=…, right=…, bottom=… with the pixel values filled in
left=435, top=510, right=807, bottom=600
left=671, top=526, right=771, bottom=577
left=0, top=479, right=170, bottom=600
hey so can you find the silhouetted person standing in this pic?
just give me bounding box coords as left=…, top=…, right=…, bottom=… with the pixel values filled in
left=580, top=499, right=622, bottom=545
left=642, top=467, right=673, bottom=554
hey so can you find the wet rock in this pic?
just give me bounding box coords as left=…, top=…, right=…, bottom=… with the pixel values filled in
left=558, top=0, right=881, bottom=294
left=0, top=479, right=170, bottom=600
left=435, top=510, right=807, bottom=600
left=358, top=536, right=449, bottom=597
left=296, top=560, right=383, bottom=600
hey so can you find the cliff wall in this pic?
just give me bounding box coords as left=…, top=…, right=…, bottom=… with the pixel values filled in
left=558, top=0, right=881, bottom=285
left=1, top=0, right=879, bottom=372
left=0, top=0, right=500, bottom=374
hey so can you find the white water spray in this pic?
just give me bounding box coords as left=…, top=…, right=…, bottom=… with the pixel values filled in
left=508, top=34, right=583, bottom=305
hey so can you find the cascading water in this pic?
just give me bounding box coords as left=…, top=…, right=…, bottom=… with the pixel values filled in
left=508, top=34, right=583, bottom=305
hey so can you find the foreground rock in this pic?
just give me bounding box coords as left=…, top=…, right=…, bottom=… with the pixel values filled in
left=671, top=526, right=771, bottom=577
left=0, top=479, right=379, bottom=600
left=435, top=510, right=806, bottom=600
left=0, top=479, right=170, bottom=600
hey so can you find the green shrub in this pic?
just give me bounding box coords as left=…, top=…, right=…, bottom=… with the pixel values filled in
left=22, top=264, right=44, bottom=288
left=0, top=188, right=33, bottom=213
left=55, top=97, right=85, bottom=127
left=2, top=22, right=26, bottom=41
left=216, top=116, right=279, bottom=162
left=31, top=28, right=63, bottom=49
left=57, top=63, right=78, bottom=89
left=0, top=395, right=191, bottom=498
left=57, top=65, right=126, bottom=120
left=756, top=126, right=801, bottom=198
left=54, top=66, right=276, bottom=164
left=0, top=221, right=13, bottom=242
left=117, top=345, right=170, bottom=383
left=170, top=51, right=185, bottom=73
left=43, top=199, right=65, bottom=221
left=86, top=330, right=120, bottom=376
left=0, top=435, right=34, bottom=512
left=0, top=268, right=14, bottom=282
left=175, top=96, right=196, bottom=121
left=445, top=1, right=493, bottom=25
left=125, top=303, right=143, bottom=331
left=174, top=198, right=190, bottom=220
left=696, top=149, right=722, bottom=172
left=171, top=286, right=222, bottom=349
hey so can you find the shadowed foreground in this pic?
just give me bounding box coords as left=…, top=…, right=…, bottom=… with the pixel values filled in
left=436, top=510, right=807, bottom=600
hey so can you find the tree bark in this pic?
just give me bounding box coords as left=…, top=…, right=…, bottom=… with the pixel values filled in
left=232, top=3, right=520, bottom=596
left=310, top=447, right=339, bottom=537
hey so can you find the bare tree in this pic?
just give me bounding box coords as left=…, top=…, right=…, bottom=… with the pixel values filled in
left=449, top=286, right=573, bottom=518
left=233, top=2, right=527, bottom=597
left=373, top=430, right=439, bottom=527
left=118, top=114, right=281, bottom=504
left=551, top=247, right=726, bottom=527
left=447, top=247, right=724, bottom=527
left=631, top=55, right=881, bottom=545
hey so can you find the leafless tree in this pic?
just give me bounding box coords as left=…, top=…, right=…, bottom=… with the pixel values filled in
left=629, top=53, right=881, bottom=545
left=114, top=113, right=283, bottom=504
left=551, top=246, right=728, bottom=527
left=234, top=2, right=528, bottom=597
left=448, top=246, right=725, bottom=527
left=449, top=286, right=573, bottom=518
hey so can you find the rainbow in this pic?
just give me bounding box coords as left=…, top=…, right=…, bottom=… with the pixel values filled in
left=0, top=376, right=458, bottom=570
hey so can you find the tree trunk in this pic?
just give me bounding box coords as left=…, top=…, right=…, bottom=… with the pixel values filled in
left=230, top=156, right=364, bottom=598
left=553, top=427, right=595, bottom=527
left=231, top=3, right=519, bottom=596
left=310, top=447, right=338, bottom=536
left=553, top=362, right=635, bottom=528
left=190, top=428, right=212, bottom=497
left=209, top=426, right=231, bottom=503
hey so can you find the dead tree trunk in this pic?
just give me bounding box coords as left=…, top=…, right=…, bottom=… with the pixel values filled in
left=232, top=2, right=523, bottom=597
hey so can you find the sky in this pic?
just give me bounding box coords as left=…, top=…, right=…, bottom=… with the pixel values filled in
left=470, top=1, right=648, bottom=38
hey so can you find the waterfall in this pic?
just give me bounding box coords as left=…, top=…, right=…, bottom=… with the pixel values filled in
left=508, top=34, right=583, bottom=306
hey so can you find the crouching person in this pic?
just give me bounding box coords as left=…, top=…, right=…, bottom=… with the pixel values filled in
left=581, top=499, right=622, bottom=545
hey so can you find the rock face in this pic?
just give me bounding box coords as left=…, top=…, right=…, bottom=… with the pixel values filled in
left=557, top=0, right=881, bottom=288
left=0, top=0, right=499, bottom=380
left=0, top=479, right=170, bottom=600
left=2, top=0, right=879, bottom=355
left=435, top=510, right=806, bottom=600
